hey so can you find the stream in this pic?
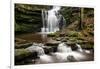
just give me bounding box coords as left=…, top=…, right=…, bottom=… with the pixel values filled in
left=15, top=33, right=94, bottom=65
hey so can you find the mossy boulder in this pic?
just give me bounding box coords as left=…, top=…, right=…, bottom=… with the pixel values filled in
left=15, top=49, right=31, bottom=61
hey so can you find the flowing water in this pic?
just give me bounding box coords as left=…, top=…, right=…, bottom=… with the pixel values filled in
left=41, top=6, right=65, bottom=34
left=76, top=43, right=83, bottom=52
left=57, top=42, right=72, bottom=53
left=41, top=6, right=66, bottom=43
left=31, top=43, right=93, bottom=64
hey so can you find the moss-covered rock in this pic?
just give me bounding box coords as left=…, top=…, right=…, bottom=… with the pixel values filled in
left=15, top=49, right=31, bottom=61
left=67, top=31, right=78, bottom=37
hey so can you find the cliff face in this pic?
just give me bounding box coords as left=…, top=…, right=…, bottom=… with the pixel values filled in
left=15, top=4, right=46, bottom=33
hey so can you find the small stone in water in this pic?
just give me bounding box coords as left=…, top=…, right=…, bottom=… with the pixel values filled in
left=67, top=55, right=76, bottom=62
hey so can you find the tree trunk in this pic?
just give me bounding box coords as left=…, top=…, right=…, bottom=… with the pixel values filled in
left=78, top=8, right=84, bottom=30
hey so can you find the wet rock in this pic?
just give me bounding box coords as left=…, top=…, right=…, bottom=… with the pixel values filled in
left=15, top=49, right=31, bottom=61
left=51, top=46, right=58, bottom=52
left=47, top=33, right=56, bottom=37
left=15, top=38, right=27, bottom=44
left=33, top=43, right=44, bottom=47
left=56, top=37, right=63, bottom=41
left=15, top=38, right=33, bottom=49
left=43, top=46, right=53, bottom=54
left=67, top=31, right=78, bottom=37
left=46, top=42, right=60, bottom=46
left=43, top=46, right=58, bottom=53
left=15, top=42, right=33, bottom=49
left=46, top=38, right=61, bottom=46
left=26, top=45, right=45, bottom=56
left=76, top=40, right=88, bottom=44
left=61, top=38, right=67, bottom=42
left=59, top=32, right=66, bottom=37
left=15, top=49, right=40, bottom=65
left=66, top=41, right=76, bottom=46
left=67, top=55, right=76, bottom=62
left=65, top=42, right=78, bottom=50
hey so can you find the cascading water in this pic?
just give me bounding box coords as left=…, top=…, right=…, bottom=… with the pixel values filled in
left=41, top=6, right=65, bottom=34
left=76, top=43, right=91, bottom=54
left=57, top=42, right=72, bottom=53
left=47, top=6, right=60, bottom=33
left=76, top=43, right=83, bottom=52
left=41, top=6, right=66, bottom=43
left=53, top=43, right=87, bottom=62
left=29, top=43, right=91, bottom=64
left=41, top=10, right=47, bottom=43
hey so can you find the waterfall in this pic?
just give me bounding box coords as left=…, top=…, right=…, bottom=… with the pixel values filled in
left=47, top=6, right=60, bottom=33
left=41, top=6, right=66, bottom=43
left=41, top=10, right=47, bottom=43
left=41, top=6, right=66, bottom=34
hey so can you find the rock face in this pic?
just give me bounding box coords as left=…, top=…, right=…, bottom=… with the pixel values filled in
left=15, top=38, right=33, bottom=49
left=15, top=4, right=44, bottom=33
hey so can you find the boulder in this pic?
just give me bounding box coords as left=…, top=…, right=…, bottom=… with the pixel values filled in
left=59, top=32, right=66, bottom=37
left=15, top=49, right=31, bottom=61
left=45, top=38, right=61, bottom=46
left=55, top=37, right=63, bottom=41
left=67, top=55, right=76, bottom=62
left=26, top=45, right=45, bottom=56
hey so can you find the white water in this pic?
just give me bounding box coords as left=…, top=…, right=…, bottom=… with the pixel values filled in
left=32, top=43, right=86, bottom=64
left=54, top=43, right=86, bottom=62
left=47, top=6, right=60, bottom=33
left=76, top=43, right=83, bottom=52
left=57, top=42, right=72, bottom=53
left=76, top=44, right=91, bottom=54
left=41, top=6, right=64, bottom=34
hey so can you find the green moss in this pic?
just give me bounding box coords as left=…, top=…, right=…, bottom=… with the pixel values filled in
left=15, top=49, right=29, bottom=56
left=81, top=44, right=94, bottom=49
left=47, top=33, right=56, bottom=37
left=67, top=31, right=78, bottom=37
left=15, top=23, right=21, bottom=31
left=47, top=32, right=60, bottom=37
left=15, top=49, right=31, bottom=59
